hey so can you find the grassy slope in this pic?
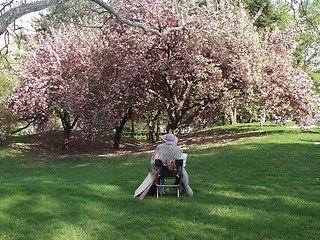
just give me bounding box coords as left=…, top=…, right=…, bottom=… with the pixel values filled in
left=0, top=123, right=319, bottom=240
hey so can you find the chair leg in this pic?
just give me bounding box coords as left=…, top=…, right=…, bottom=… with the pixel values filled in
left=156, top=186, right=159, bottom=198
left=160, top=179, right=165, bottom=196
left=177, top=186, right=180, bottom=197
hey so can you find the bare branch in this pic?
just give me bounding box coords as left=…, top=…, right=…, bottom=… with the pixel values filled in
left=0, top=119, right=36, bottom=144
left=252, top=0, right=268, bottom=24
left=9, top=119, right=36, bottom=135
left=90, top=0, right=185, bottom=37
left=0, top=0, right=14, bottom=14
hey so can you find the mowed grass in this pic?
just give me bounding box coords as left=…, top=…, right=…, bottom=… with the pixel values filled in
left=0, top=123, right=320, bottom=240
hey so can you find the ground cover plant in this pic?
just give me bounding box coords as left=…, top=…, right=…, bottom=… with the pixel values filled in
left=0, top=123, right=319, bottom=240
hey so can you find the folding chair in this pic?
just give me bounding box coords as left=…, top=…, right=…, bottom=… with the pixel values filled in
left=154, top=159, right=183, bottom=198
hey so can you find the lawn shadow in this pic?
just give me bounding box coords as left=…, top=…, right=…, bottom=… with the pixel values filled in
left=1, top=128, right=320, bottom=239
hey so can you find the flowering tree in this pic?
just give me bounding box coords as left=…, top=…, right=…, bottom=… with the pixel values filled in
left=257, top=25, right=319, bottom=125
left=7, top=24, right=103, bottom=149
left=7, top=0, right=319, bottom=151
left=115, top=0, right=319, bottom=131
left=114, top=0, right=264, bottom=132
left=8, top=18, right=150, bottom=149
left=80, top=16, right=153, bottom=148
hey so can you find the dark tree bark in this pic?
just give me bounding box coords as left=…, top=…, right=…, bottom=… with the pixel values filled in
left=147, top=110, right=160, bottom=143
left=57, top=109, right=79, bottom=150
left=113, top=106, right=132, bottom=149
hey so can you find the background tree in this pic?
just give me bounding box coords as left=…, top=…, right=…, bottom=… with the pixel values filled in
left=81, top=17, right=154, bottom=148
left=243, top=0, right=293, bottom=29
left=132, top=0, right=266, bottom=131
left=0, top=0, right=184, bottom=40
left=6, top=0, right=320, bottom=150
left=256, top=25, right=319, bottom=125
left=32, top=0, right=100, bottom=35
left=8, top=16, right=151, bottom=149
left=290, top=0, right=320, bottom=71
left=243, top=0, right=319, bottom=71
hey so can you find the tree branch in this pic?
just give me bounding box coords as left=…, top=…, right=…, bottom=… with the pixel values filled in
left=87, top=0, right=185, bottom=37
left=9, top=119, right=36, bottom=135
left=0, top=119, right=36, bottom=144
left=0, top=0, right=62, bottom=36
left=0, top=0, right=185, bottom=37
left=252, top=0, right=268, bottom=24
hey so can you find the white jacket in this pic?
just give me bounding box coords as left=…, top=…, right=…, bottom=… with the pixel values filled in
left=150, top=142, right=193, bottom=196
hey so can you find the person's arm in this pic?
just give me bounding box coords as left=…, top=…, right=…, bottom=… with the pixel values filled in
left=150, top=151, right=156, bottom=167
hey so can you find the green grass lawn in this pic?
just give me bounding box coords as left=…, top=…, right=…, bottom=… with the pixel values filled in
left=0, top=123, right=320, bottom=240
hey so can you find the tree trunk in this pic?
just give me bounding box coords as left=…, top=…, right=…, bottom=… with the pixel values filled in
left=247, top=109, right=253, bottom=123
left=156, top=113, right=161, bottom=142
left=147, top=110, right=160, bottom=144
left=113, top=107, right=132, bottom=149
left=113, top=126, right=123, bottom=150
left=58, top=109, right=79, bottom=150
left=229, top=108, right=237, bottom=125
left=63, top=127, right=72, bottom=151
left=166, top=119, right=179, bottom=134
left=148, top=119, right=156, bottom=143
left=221, top=114, right=226, bottom=126
left=131, top=119, right=135, bottom=138
left=260, top=112, right=266, bottom=127
left=239, top=110, right=243, bottom=123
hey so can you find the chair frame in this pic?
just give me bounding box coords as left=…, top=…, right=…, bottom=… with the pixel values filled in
left=154, top=159, right=183, bottom=198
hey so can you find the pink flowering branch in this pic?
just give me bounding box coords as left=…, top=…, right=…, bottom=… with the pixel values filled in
left=91, top=0, right=185, bottom=37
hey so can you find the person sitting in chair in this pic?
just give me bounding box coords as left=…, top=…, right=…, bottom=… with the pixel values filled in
left=151, top=133, right=193, bottom=197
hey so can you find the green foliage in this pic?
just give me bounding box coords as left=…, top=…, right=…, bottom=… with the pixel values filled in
left=32, top=0, right=100, bottom=35
left=308, top=70, right=320, bottom=86
left=291, top=0, right=320, bottom=70
left=243, top=0, right=292, bottom=29
left=195, top=0, right=207, bottom=6
left=270, top=0, right=294, bottom=28
left=0, top=72, right=14, bottom=98
left=0, top=72, right=17, bottom=140
left=242, top=0, right=319, bottom=70
left=0, top=124, right=320, bottom=239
